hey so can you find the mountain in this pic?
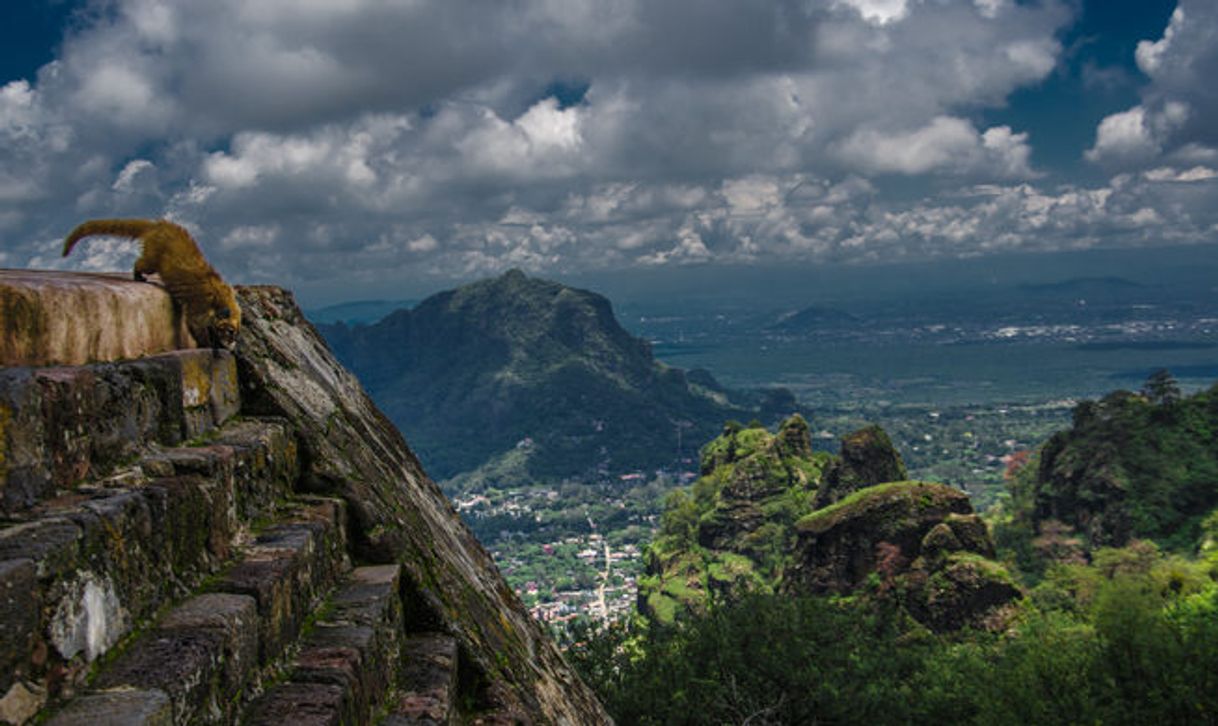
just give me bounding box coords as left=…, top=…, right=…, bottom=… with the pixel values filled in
left=766, top=305, right=858, bottom=334
left=318, top=270, right=782, bottom=481
left=1016, top=276, right=1144, bottom=295
left=306, top=298, right=417, bottom=325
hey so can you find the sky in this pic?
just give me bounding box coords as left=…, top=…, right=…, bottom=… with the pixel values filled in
left=1, top=0, right=1215, bottom=305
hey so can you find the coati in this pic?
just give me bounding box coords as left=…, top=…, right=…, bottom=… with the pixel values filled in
left=62, top=219, right=241, bottom=350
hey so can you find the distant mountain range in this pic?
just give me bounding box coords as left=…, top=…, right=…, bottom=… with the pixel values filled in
left=306, top=298, right=417, bottom=325
left=1016, top=276, right=1144, bottom=296
left=766, top=305, right=858, bottom=333
left=318, top=270, right=795, bottom=482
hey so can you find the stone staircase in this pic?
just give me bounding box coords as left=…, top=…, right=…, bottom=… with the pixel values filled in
left=2, top=271, right=611, bottom=725
left=1, top=350, right=461, bottom=725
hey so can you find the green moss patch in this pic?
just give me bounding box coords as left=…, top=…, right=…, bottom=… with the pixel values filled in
left=796, top=481, right=965, bottom=535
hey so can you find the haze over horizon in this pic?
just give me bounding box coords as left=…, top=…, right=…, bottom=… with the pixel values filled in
left=3, top=0, right=1216, bottom=306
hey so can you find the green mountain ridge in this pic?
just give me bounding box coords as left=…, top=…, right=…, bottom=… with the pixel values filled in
left=318, top=269, right=788, bottom=482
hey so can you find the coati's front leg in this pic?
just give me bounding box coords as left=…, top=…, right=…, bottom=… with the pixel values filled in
left=132, top=254, right=154, bottom=282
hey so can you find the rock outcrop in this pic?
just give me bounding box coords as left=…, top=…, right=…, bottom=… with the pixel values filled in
left=812, top=424, right=907, bottom=508
left=0, top=271, right=607, bottom=725
left=787, top=481, right=1020, bottom=631
left=643, top=416, right=1019, bottom=632
left=639, top=417, right=827, bottom=623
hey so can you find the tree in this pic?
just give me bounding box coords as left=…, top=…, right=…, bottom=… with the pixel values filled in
left=1142, top=369, right=1180, bottom=406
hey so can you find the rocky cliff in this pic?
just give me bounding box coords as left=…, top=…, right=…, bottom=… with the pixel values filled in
left=0, top=270, right=608, bottom=725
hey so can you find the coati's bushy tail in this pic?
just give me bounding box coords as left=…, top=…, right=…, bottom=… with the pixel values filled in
left=62, top=218, right=160, bottom=256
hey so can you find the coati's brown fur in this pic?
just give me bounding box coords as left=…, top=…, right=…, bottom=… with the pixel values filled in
left=62, top=219, right=241, bottom=350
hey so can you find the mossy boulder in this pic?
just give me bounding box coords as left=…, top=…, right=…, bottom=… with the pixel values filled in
left=694, top=418, right=820, bottom=552
left=786, top=481, right=1020, bottom=630
left=905, top=553, right=1021, bottom=632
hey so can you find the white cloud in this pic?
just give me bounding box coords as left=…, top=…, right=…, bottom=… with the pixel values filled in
left=457, top=98, right=585, bottom=176
left=974, top=0, right=1007, bottom=20
left=1144, top=165, right=1218, bottom=183
left=1087, top=107, right=1159, bottom=163
left=408, top=234, right=439, bottom=253
left=1090, top=1, right=1218, bottom=169
left=834, top=0, right=910, bottom=26
left=1087, top=101, right=1190, bottom=165
left=1136, top=7, right=1184, bottom=76
left=837, top=117, right=1035, bottom=177
left=10, top=0, right=1214, bottom=293
left=112, top=159, right=155, bottom=192
left=220, top=224, right=280, bottom=250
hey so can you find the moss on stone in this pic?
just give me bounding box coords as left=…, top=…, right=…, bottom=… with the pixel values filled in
left=646, top=591, right=679, bottom=625
left=921, top=522, right=962, bottom=558
left=797, top=481, right=963, bottom=535
left=942, top=551, right=1017, bottom=587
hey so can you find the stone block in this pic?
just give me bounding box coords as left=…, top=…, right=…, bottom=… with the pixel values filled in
left=243, top=683, right=347, bottom=726
left=214, top=501, right=349, bottom=662
left=388, top=635, right=459, bottom=726
left=143, top=418, right=297, bottom=525
left=40, top=579, right=260, bottom=725
left=137, top=350, right=239, bottom=440
left=293, top=624, right=378, bottom=720
left=0, top=680, right=46, bottom=725
left=158, top=593, right=259, bottom=707
left=0, top=519, right=82, bottom=579
left=43, top=689, right=172, bottom=726
left=141, top=475, right=233, bottom=571
left=329, top=564, right=402, bottom=629
left=93, top=629, right=228, bottom=723
left=0, top=559, right=38, bottom=692
left=0, top=346, right=244, bottom=514
left=0, top=270, right=190, bottom=368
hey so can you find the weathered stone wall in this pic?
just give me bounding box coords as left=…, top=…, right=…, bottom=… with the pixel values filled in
left=0, top=271, right=609, bottom=724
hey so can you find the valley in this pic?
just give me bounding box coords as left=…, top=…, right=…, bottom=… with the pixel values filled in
left=313, top=253, right=1218, bottom=630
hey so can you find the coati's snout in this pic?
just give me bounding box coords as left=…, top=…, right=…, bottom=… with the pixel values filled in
left=212, top=307, right=240, bottom=350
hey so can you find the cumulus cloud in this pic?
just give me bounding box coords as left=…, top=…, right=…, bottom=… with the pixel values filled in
left=1089, top=1, right=1218, bottom=168
left=1086, top=102, right=1189, bottom=164
left=837, top=117, right=1036, bottom=178
left=4, top=0, right=1214, bottom=299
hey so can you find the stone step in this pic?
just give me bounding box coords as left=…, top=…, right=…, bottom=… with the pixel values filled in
left=0, top=414, right=297, bottom=716
left=0, top=348, right=240, bottom=514
left=38, top=498, right=350, bottom=726
left=213, top=498, right=351, bottom=663
left=0, top=270, right=195, bottom=368
left=244, top=565, right=405, bottom=726
left=0, top=416, right=300, bottom=718
left=381, top=635, right=459, bottom=726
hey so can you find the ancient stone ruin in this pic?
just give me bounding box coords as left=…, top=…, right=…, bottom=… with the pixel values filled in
left=0, top=270, right=608, bottom=725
